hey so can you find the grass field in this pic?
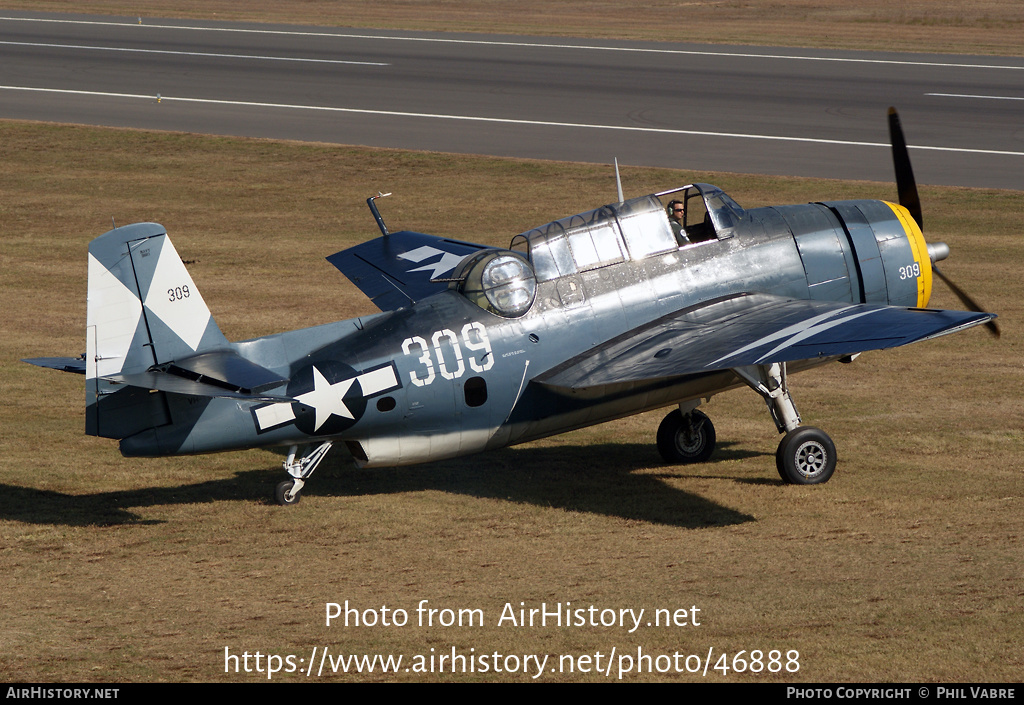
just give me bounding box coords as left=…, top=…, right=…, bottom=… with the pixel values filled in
left=1, top=0, right=1023, bottom=55
left=1, top=120, right=1021, bottom=682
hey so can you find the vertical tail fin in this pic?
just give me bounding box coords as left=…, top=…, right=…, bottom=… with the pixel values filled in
left=86, top=223, right=228, bottom=437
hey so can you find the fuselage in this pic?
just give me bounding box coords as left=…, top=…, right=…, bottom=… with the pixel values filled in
left=117, top=184, right=932, bottom=467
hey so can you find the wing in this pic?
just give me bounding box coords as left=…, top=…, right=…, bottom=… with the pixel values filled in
left=536, top=293, right=996, bottom=390
left=326, top=231, right=493, bottom=311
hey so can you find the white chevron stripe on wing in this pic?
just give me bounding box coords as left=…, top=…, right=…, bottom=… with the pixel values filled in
left=705, top=305, right=877, bottom=368
left=752, top=309, right=880, bottom=363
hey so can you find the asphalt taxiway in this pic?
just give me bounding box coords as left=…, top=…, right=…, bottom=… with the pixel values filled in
left=2, top=11, right=1022, bottom=189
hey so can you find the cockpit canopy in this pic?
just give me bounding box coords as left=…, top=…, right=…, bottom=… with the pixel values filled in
left=455, top=184, right=744, bottom=316
left=510, top=184, right=744, bottom=283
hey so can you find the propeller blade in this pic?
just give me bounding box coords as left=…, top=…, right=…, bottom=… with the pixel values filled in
left=932, top=264, right=1000, bottom=338
left=888, top=108, right=997, bottom=337
left=888, top=107, right=924, bottom=230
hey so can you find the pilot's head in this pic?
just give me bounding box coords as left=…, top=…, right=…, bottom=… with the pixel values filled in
left=667, top=200, right=684, bottom=222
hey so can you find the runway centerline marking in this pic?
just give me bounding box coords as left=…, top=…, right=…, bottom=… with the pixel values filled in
left=0, top=40, right=389, bottom=66
left=4, top=85, right=1023, bottom=159
left=2, top=16, right=1023, bottom=72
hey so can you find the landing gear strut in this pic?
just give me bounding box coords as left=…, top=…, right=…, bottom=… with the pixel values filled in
left=275, top=441, right=333, bottom=505
left=734, top=362, right=837, bottom=485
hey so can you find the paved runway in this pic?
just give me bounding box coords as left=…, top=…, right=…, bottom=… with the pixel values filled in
left=2, top=11, right=1022, bottom=189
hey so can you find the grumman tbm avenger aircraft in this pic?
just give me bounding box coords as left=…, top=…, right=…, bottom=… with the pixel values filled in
left=26, top=109, right=998, bottom=505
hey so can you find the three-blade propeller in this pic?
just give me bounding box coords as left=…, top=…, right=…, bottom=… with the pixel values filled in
left=887, top=107, right=999, bottom=338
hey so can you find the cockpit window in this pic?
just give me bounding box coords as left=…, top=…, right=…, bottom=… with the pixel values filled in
left=511, top=197, right=680, bottom=281
left=657, top=183, right=746, bottom=242
left=704, top=188, right=744, bottom=233
left=512, top=205, right=627, bottom=282
left=527, top=231, right=575, bottom=281
left=615, top=196, right=676, bottom=259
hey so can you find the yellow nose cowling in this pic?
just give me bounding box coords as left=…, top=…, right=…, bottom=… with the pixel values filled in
left=885, top=201, right=932, bottom=309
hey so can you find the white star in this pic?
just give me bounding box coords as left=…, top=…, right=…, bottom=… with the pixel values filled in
left=296, top=367, right=355, bottom=431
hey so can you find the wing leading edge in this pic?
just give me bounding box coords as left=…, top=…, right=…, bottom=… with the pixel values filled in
left=536, top=293, right=996, bottom=390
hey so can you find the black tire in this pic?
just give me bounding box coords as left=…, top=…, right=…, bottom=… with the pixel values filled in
left=776, top=427, right=836, bottom=485
left=657, top=409, right=716, bottom=464
left=275, top=479, right=302, bottom=506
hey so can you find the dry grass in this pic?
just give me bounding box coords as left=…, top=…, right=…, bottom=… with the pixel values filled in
left=1, top=0, right=1023, bottom=55
left=1, top=121, right=1021, bottom=682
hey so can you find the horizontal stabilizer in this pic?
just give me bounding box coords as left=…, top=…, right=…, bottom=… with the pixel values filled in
left=103, top=349, right=291, bottom=402
left=537, top=293, right=996, bottom=390
left=23, top=356, right=87, bottom=374
left=327, top=231, right=492, bottom=311
left=103, top=370, right=293, bottom=402
left=156, top=349, right=288, bottom=392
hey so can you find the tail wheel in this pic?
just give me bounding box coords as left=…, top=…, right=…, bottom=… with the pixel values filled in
left=776, top=427, right=836, bottom=485
left=657, top=409, right=716, bottom=464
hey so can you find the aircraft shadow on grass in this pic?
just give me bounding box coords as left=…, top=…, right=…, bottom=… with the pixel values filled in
left=0, top=443, right=764, bottom=528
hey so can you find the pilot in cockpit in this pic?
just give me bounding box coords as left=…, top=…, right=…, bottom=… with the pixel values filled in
left=666, top=200, right=690, bottom=246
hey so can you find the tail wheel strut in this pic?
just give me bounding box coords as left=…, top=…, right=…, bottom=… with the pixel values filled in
left=275, top=441, right=333, bottom=506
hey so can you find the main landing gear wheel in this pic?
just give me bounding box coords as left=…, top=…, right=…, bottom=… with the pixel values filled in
left=776, top=427, right=836, bottom=485
left=275, top=479, right=302, bottom=506
left=657, top=409, right=716, bottom=464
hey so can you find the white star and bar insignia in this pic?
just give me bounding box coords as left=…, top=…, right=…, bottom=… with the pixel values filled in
left=251, top=362, right=400, bottom=434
